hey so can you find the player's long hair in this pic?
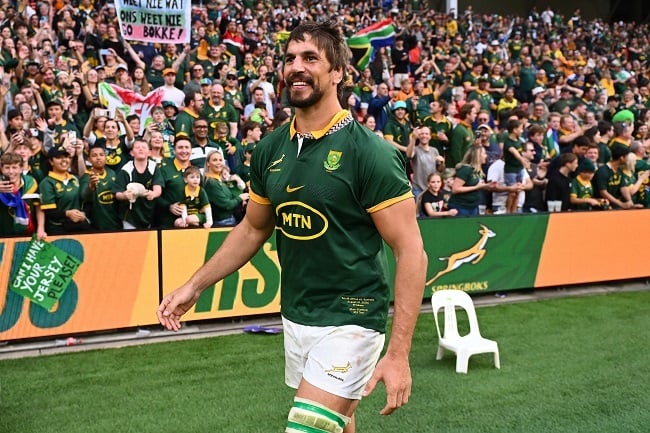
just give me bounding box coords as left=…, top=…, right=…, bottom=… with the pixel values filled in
left=285, top=21, right=348, bottom=95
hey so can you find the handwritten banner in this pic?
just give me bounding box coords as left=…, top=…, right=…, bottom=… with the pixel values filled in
left=1, top=232, right=160, bottom=341
left=9, top=239, right=82, bottom=311
left=115, top=0, right=190, bottom=44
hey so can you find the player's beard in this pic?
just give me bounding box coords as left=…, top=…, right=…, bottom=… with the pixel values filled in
left=286, top=77, right=324, bottom=108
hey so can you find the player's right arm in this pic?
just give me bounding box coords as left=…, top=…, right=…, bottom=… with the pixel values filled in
left=157, top=200, right=276, bottom=331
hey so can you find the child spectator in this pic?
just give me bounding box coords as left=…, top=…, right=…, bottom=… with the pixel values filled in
left=0, top=152, right=44, bottom=238
left=570, top=158, right=604, bottom=211
left=175, top=166, right=212, bottom=229
left=503, top=118, right=529, bottom=213
left=418, top=172, right=458, bottom=218
left=115, top=138, right=163, bottom=229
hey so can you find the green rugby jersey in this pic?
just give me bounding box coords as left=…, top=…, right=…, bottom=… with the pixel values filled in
left=116, top=160, right=164, bottom=228
left=571, top=176, right=596, bottom=210
left=158, top=159, right=190, bottom=227
left=249, top=110, right=412, bottom=332
left=594, top=164, right=625, bottom=206
left=203, top=176, right=243, bottom=221
left=503, top=136, right=524, bottom=173
left=79, top=167, right=122, bottom=230
left=180, top=185, right=210, bottom=224
left=39, top=172, right=82, bottom=234
left=94, top=136, right=132, bottom=171
left=422, top=115, right=452, bottom=155
left=447, top=164, right=482, bottom=208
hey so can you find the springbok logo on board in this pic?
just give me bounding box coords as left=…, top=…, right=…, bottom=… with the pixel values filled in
left=426, top=224, right=496, bottom=285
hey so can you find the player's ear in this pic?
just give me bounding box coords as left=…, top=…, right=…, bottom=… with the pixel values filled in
left=331, top=67, right=343, bottom=86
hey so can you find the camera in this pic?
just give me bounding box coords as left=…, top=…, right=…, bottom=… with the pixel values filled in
left=30, top=128, right=39, bottom=137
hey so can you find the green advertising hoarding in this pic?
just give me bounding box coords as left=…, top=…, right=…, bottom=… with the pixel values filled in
left=417, top=214, right=549, bottom=295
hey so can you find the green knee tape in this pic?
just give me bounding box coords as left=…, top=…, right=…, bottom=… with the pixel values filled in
left=285, top=398, right=350, bottom=433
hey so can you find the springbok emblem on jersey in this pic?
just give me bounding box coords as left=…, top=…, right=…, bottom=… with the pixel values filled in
left=426, top=224, right=496, bottom=285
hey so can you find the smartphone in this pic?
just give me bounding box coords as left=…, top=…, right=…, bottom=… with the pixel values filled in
left=0, top=174, right=8, bottom=182
left=99, top=49, right=111, bottom=56
left=30, top=128, right=39, bottom=137
left=39, top=16, right=47, bottom=26
left=95, top=108, right=109, bottom=117
left=68, top=131, right=77, bottom=143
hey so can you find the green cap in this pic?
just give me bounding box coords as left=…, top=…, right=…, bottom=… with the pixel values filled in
left=577, top=158, right=596, bottom=173
left=612, top=109, right=634, bottom=124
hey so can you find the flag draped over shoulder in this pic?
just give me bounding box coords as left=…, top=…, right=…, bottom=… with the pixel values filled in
left=98, top=83, right=164, bottom=135
left=347, top=19, right=395, bottom=70
left=0, top=191, right=32, bottom=234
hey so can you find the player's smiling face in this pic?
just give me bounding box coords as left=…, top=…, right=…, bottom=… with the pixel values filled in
left=283, top=36, right=341, bottom=108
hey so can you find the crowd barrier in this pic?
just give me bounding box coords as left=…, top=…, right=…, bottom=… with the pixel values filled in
left=1, top=210, right=649, bottom=342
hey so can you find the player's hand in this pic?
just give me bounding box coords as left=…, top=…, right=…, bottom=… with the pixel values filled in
left=157, top=284, right=201, bottom=331
left=362, top=352, right=412, bottom=416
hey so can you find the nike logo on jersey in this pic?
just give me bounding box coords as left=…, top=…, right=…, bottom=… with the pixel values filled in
left=286, top=184, right=304, bottom=193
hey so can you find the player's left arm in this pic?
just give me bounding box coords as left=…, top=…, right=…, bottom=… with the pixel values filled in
left=363, top=197, right=427, bottom=415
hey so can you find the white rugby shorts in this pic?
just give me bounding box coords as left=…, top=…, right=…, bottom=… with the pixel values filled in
left=282, top=316, right=385, bottom=400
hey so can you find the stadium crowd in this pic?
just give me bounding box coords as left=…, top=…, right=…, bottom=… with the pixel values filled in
left=1, top=0, right=649, bottom=236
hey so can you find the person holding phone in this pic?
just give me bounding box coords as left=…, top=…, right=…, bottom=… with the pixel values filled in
left=86, top=110, right=135, bottom=171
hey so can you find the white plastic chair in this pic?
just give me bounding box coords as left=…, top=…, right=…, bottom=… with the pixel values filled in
left=431, top=290, right=500, bottom=374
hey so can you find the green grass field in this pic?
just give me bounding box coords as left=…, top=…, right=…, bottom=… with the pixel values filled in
left=1, top=290, right=649, bottom=433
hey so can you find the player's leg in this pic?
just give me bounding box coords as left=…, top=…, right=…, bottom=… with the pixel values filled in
left=283, top=318, right=385, bottom=433
left=287, top=380, right=355, bottom=433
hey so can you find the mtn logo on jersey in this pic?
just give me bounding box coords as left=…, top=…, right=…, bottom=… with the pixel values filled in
left=323, top=150, right=342, bottom=171
left=276, top=201, right=328, bottom=240
left=97, top=190, right=115, bottom=205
